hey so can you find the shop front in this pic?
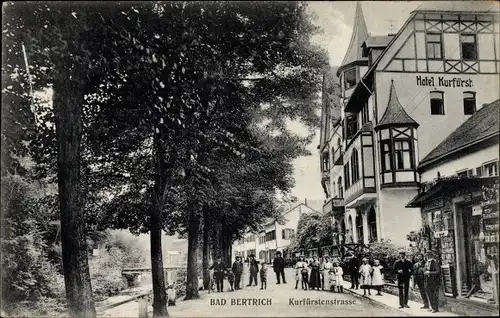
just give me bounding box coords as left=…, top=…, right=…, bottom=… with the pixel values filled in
left=408, top=176, right=499, bottom=306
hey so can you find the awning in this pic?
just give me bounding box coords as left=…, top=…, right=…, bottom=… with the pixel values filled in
left=344, top=73, right=374, bottom=113
left=345, top=195, right=377, bottom=209
left=406, top=176, right=498, bottom=208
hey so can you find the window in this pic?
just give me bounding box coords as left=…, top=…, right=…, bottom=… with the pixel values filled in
left=346, top=114, right=358, bottom=138
left=461, top=34, right=477, bottom=60
left=430, top=91, right=444, bottom=115
left=426, top=33, right=443, bottom=59
left=322, top=152, right=330, bottom=172
left=351, top=149, right=360, bottom=182
left=338, top=177, right=343, bottom=198
left=476, top=167, right=483, bottom=177
left=381, top=141, right=392, bottom=172
left=362, top=102, right=369, bottom=125
left=457, top=169, right=468, bottom=178
left=344, top=68, right=357, bottom=90
left=394, top=140, right=412, bottom=170
left=344, top=164, right=351, bottom=189
left=463, top=92, right=476, bottom=115
left=484, top=161, right=498, bottom=177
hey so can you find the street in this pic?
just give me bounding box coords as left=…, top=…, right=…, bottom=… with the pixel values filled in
left=99, top=268, right=408, bottom=317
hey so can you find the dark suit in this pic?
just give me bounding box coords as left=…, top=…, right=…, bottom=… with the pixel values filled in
left=248, top=259, right=259, bottom=286
left=349, top=256, right=360, bottom=289
left=209, top=262, right=226, bottom=292
left=424, top=259, right=441, bottom=311
left=413, top=260, right=429, bottom=308
left=232, top=261, right=244, bottom=289
left=273, top=256, right=286, bottom=283
left=394, top=259, right=413, bottom=307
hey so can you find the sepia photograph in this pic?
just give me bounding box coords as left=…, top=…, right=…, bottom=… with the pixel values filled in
left=1, top=1, right=499, bottom=317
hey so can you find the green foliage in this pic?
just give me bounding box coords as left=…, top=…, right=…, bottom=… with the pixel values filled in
left=293, top=212, right=335, bottom=250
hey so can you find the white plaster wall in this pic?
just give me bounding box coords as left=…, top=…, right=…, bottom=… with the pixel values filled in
left=378, top=188, right=422, bottom=247
left=375, top=72, right=500, bottom=160
left=421, top=144, right=499, bottom=182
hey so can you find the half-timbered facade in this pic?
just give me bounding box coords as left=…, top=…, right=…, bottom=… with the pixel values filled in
left=321, top=1, right=500, bottom=248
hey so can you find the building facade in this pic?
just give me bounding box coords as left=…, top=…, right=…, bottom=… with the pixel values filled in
left=232, top=201, right=319, bottom=263
left=319, top=1, right=500, bottom=248
left=407, top=99, right=499, bottom=306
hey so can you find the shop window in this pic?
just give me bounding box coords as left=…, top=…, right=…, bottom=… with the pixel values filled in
left=344, top=68, right=357, bottom=90
left=381, top=141, right=392, bottom=172
left=344, top=163, right=351, bottom=189
left=430, top=91, right=445, bottom=115
left=426, top=33, right=443, bottom=59
left=461, top=34, right=477, bottom=60
left=351, top=148, right=360, bottom=182
left=394, top=140, right=413, bottom=170
left=463, top=92, right=476, bottom=115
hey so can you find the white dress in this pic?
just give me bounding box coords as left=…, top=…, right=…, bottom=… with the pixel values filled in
left=359, top=264, right=372, bottom=288
left=322, top=262, right=333, bottom=290
left=371, top=265, right=384, bottom=286
left=333, top=266, right=344, bottom=286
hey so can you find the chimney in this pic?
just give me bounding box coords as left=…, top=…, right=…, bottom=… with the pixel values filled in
left=304, top=198, right=308, bottom=206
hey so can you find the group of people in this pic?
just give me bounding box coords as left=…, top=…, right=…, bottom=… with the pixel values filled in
left=209, top=251, right=287, bottom=292
left=346, top=249, right=442, bottom=313
left=293, top=255, right=344, bottom=292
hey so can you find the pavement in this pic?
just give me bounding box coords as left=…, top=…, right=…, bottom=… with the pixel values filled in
left=97, top=268, right=418, bottom=317
left=339, top=280, right=458, bottom=317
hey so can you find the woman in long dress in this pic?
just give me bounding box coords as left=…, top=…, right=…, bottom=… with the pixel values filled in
left=359, top=258, right=372, bottom=296
left=321, top=257, right=333, bottom=291
left=371, top=259, right=384, bottom=295
left=308, top=256, right=321, bottom=290
left=294, top=256, right=307, bottom=290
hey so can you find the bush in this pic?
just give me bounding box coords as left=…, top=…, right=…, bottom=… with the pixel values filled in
left=366, top=239, right=411, bottom=283
left=174, top=268, right=187, bottom=299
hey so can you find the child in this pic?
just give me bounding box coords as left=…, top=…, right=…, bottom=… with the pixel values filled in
left=371, top=259, right=384, bottom=296
left=327, top=267, right=336, bottom=292
left=333, top=262, right=344, bottom=293
left=259, top=263, right=268, bottom=290
left=226, top=269, right=235, bottom=292
left=301, top=268, right=309, bottom=290
left=359, top=258, right=372, bottom=296
left=294, top=256, right=307, bottom=289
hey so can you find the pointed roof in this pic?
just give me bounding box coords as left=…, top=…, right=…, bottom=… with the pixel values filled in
left=375, top=80, right=419, bottom=130
left=337, top=2, right=369, bottom=75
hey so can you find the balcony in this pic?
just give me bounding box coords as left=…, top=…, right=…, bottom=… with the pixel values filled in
left=323, top=197, right=345, bottom=217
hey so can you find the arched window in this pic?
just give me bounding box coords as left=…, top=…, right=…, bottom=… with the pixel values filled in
left=338, top=176, right=343, bottom=198
left=463, top=91, right=476, bottom=115
left=351, top=148, right=360, bottom=183
left=368, top=207, right=377, bottom=243
left=356, top=214, right=363, bottom=243
left=430, top=91, right=444, bottom=115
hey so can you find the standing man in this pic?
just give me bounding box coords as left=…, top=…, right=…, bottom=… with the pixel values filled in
left=413, top=253, right=430, bottom=309
left=209, top=256, right=226, bottom=293
left=393, top=250, right=413, bottom=309
left=348, top=253, right=360, bottom=290
left=424, top=250, right=441, bottom=313
left=273, top=251, right=286, bottom=284
left=232, top=256, right=244, bottom=290
left=247, top=254, right=259, bottom=287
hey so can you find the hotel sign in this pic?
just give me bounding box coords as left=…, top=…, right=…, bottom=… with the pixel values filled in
left=416, top=75, right=473, bottom=88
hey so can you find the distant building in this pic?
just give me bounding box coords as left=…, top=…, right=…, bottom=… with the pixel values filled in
left=232, top=200, right=319, bottom=263
left=319, top=1, right=500, bottom=249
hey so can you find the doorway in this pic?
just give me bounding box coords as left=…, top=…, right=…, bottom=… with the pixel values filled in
left=462, top=205, right=482, bottom=290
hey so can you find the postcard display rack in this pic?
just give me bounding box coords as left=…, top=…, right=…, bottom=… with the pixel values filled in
left=482, top=185, right=499, bottom=258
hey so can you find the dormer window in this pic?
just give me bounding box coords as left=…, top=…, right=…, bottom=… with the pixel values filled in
left=344, top=68, right=357, bottom=90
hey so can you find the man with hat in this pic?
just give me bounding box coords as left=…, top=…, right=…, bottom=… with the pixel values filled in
left=247, top=254, right=259, bottom=287
left=413, top=253, right=430, bottom=309
left=393, top=250, right=413, bottom=308
left=232, top=256, right=244, bottom=290
left=273, top=251, right=286, bottom=284
left=424, top=249, right=441, bottom=313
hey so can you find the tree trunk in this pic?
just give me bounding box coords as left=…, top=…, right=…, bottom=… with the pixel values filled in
left=150, top=135, right=168, bottom=317
left=202, top=208, right=210, bottom=290
left=53, top=76, right=96, bottom=317
left=185, top=206, right=201, bottom=300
